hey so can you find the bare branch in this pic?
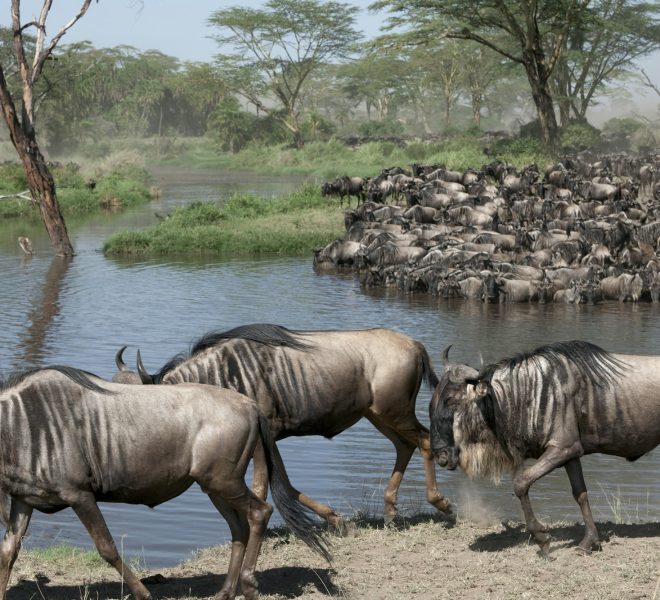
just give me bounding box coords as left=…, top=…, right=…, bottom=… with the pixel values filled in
left=641, top=68, right=660, bottom=98
left=32, top=0, right=94, bottom=83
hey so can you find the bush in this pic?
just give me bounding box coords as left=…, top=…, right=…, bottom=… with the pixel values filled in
left=53, top=162, right=86, bottom=189
left=404, top=142, right=431, bottom=160
left=601, top=117, right=644, bottom=137
left=0, top=163, right=28, bottom=192
left=357, top=120, right=405, bottom=137
left=491, top=135, right=545, bottom=157
left=560, top=121, right=601, bottom=152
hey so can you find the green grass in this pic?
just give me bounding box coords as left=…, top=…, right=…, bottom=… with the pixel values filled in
left=21, top=545, right=106, bottom=569
left=103, top=184, right=345, bottom=256
left=0, top=162, right=153, bottom=219
left=159, top=134, right=553, bottom=178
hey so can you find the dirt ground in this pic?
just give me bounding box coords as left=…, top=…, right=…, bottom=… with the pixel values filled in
left=7, top=513, right=659, bottom=600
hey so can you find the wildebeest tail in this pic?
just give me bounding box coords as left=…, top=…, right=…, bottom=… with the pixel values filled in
left=257, top=416, right=332, bottom=563
left=420, top=344, right=439, bottom=389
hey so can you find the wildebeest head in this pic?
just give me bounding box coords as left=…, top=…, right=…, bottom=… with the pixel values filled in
left=481, top=273, right=501, bottom=303
left=429, top=346, right=482, bottom=470
left=430, top=346, right=518, bottom=481
left=111, top=346, right=142, bottom=384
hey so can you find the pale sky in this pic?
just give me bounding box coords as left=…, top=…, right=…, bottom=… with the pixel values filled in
left=13, top=1, right=380, bottom=62
left=7, top=1, right=660, bottom=122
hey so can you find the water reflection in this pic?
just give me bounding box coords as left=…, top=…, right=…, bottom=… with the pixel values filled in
left=14, top=256, right=71, bottom=368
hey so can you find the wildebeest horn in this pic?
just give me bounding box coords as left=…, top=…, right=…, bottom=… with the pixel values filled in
left=115, top=345, right=129, bottom=372
left=136, top=350, right=154, bottom=384
left=442, top=345, right=452, bottom=365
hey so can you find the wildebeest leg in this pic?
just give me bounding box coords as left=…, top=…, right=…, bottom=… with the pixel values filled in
left=270, top=443, right=344, bottom=530
left=366, top=414, right=450, bottom=522
left=417, top=430, right=452, bottom=514
left=564, top=458, right=600, bottom=553
left=366, top=415, right=416, bottom=524
left=206, top=495, right=247, bottom=599
left=207, top=486, right=273, bottom=599
left=72, top=495, right=152, bottom=600
left=0, top=498, right=32, bottom=600
left=251, top=438, right=269, bottom=501
left=513, top=443, right=582, bottom=556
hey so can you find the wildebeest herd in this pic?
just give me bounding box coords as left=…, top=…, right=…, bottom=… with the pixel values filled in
left=316, top=153, right=660, bottom=303
left=0, top=322, right=658, bottom=599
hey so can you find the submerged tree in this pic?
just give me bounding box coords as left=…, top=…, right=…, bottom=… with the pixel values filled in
left=209, top=0, right=361, bottom=149
left=0, top=1, right=97, bottom=256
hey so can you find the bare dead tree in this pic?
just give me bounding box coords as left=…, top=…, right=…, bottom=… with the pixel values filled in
left=0, top=1, right=95, bottom=256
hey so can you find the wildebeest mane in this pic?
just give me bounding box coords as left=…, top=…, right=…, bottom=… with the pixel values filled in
left=0, top=365, right=112, bottom=394
left=153, top=324, right=316, bottom=382
left=477, top=340, right=628, bottom=388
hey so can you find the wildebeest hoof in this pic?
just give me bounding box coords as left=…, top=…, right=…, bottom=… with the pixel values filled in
left=534, top=531, right=552, bottom=558
left=331, top=517, right=356, bottom=537
left=240, top=570, right=259, bottom=598
left=576, top=538, right=601, bottom=554
left=327, top=512, right=346, bottom=532
left=433, top=497, right=452, bottom=513
left=141, top=573, right=167, bottom=584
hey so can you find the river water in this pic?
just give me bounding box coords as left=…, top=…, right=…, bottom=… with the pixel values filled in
left=0, top=167, right=658, bottom=567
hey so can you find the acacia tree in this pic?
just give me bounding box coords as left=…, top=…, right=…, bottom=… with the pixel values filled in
left=552, top=0, right=660, bottom=126
left=339, top=50, right=409, bottom=121
left=208, top=0, right=361, bottom=149
left=0, top=1, right=96, bottom=256
left=372, top=0, right=595, bottom=152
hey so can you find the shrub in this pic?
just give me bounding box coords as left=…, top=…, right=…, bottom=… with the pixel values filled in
left=357, top=120, right=405, bottom=137
left=560, top=121, right=601, bottom=152
left=53, top=162, right=86, bottom=189
left=601, top=117, right=644, bottom=137
left=0, top=163, right=28, bottom=192
left=404, top=142, right=428, bottom=161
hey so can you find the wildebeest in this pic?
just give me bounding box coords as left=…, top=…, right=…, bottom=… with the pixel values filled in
left=430, top=341, right=660, bottom=556
left=321, top=176, right=366, bottom=207
left=599, top=273, right=643, bottom=301
left=0, top=366, right=329, bottom=600
left=117, top=324, right=450, bottom=527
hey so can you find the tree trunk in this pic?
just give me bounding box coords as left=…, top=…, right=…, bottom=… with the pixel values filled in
left=0, top=69, right=74, bottom=256
left=522, top=50, right=560, bottom=153
left=24, top=143, right=74, bottom=257
left=443, top=98, right=452, bottom=129
left=471, top=90, right=482, bottom=127
left=293, top=128, right=305, bottom=149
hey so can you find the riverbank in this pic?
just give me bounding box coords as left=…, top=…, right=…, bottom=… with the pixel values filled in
left=103, top=185, right=344, bottom=256
left=10, top=515, right=659, bottom=599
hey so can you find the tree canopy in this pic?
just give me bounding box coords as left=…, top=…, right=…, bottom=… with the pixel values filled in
left=371, top=0, right=660, bottom=150
left=208, top=0, right=362, bottom=148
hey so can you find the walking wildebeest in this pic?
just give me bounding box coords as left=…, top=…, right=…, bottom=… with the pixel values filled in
left=115, top=324, right=450, bottom=526
left=429, top=341, right=660, bottom=556
left=0, top=366, right=329, bottom=600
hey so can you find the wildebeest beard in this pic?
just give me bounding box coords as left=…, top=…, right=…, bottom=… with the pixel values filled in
left=454, top=387, right=522, bottom=482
